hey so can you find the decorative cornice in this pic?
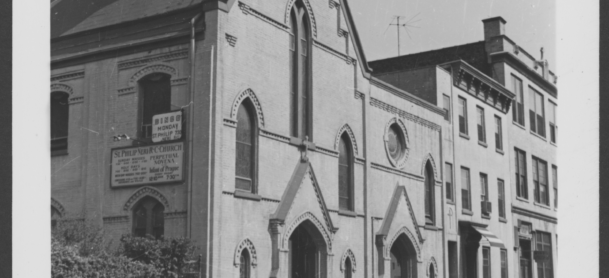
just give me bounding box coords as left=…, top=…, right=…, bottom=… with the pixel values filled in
left=239, top=2, right=289, bottom=32
left=171, top=77, right=189, bottom=86
left=223, top=118, right=237, bottom=128
left=164, top=211, right=187, bottom=219
left=314, top=145, right=339, bottom=157
left=118, top=49, right=188, bottom=70
left=489, top=51, right=557, bottom=97
left=369, top=78, right=447, bottom=116
left=117, top=87, right=136, bottom=96
left=259, top=129, right=290, bottom=143
left=103, top=215, right=129, bottom=224
left=334, top=124, right=359, bottom=156
left=225, top=33, right=237, bottom=47
left=69, top=96, right=84, bottom=104
left=128, top=63, right=177, bottom=86
left=51, top=70, right=84, bottom=82
left=284, top=0, right=317, bottom=38
left=340, top=249, right=357, bottom=273
left=234, top=238, right=258, bottom=268
left=313, top=40, right=356, bottom=65
left=370, top=162, right=424, bottom=182
left=370, top=97, right=441, bottom=131
left=511, top=205, right=557, bottom=224
left=354, top=90, right=365, bottom=99
left=123, top=186, right=170, bottom=211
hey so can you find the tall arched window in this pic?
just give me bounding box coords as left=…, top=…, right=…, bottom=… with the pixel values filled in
left=133, top=196, right=165, bottom=239
left=289, top=1, right=312, bottom=140
left=338, top=134, right=353, bottom=211
left=139, top=73, right=171, bottom=139
left=51, top=91, right=69, bottom=152
left=239, top=249, right=251, bottom=278
left=235, top=101, right=257, bottom=192
left=424, top=162, right=435, bottom=225
left=344, top=257, right=353, bottom=278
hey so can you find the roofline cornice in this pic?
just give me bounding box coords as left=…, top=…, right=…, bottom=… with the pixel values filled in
left=489, top=51, right=558, bottom=98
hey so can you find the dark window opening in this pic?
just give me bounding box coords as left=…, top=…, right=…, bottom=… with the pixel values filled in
left=461, top=167, right=471, bottom=210
left=512, top=75, right=525, bottom=126
left=532, top=157, right=549, bottom=205
left=549, top=102, right=557, bottom=143
left=443, top=94, right=451, bottom=121
left=289, top=1, right=312, bottom=140
left=482, top=247, right=491, bottom=278
left=236, top=102, right=257, bottom=193
left=424, top=162, right=435, bottom=225
left=480, top=173, right=489, bottom=216
left=132, top=196, right=164, bottom=239
left=240, top=249, right=251, bottom=278
left=445, top=163, right=454, bottom=202
left=344, top=257, right=352, bottom=278
left=501, top=249, right=508, bottom=278
left=495, top=115, right=503, bottom=151
left=515, top=148, right=528, bottom=199
left=552, top=166, right=557, bottom=208
left=139, top=73, right=172, bottom=139
left=387, top=124, right=405, bottom=162
left=338, top=134, right=353, bottom=211
left=477, top=106, right=486, bottom=143
left=51, top=91, right=69, bottom=152
left=529, top=87, right=545, bottom=137
left=536, top=232, right=554, bottom=278
left=498, top=179, right=506, bottom=218
left=458, top=97, right=468, bottom=135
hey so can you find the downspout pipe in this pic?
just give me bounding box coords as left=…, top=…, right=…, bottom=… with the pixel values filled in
left=187, top=12, right=203, bottom=239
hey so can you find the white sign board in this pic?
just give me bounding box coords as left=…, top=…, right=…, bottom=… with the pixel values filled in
left=111, top=142, right=184, bottom=187
left=152, top=110, right=182, bottom=142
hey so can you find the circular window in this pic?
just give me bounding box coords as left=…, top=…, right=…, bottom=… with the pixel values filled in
left=384, top=119, right=409, bottom=168
left=387, top=125, right=404, bottom=160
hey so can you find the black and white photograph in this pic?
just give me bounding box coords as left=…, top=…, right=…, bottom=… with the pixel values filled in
left=9, top=0, right=600, bottom=277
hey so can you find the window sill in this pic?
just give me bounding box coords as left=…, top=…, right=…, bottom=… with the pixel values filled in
left=499, top=217, right=508, bottom=223
left=51, top=149, right=69, bottom=157
left=447, top=200, right=456, bottom=205
left=496, top=148, right=504, bottom=155
left=462, top=209, right=473, bottom=216
left=423, top=225, right=439, bottom=231
left=234, top=190, right=262, bottom=201
left=530, top=131, right=547, bottom=142
left=516, top=196, right=529, bottom=203
left=550, top=141, right=557, bottom=147
left=533, top=202, right=551, bottom=210
left=481, top=214, right=491, bottom=220
left=512, top=121, right=526, bottom=130
left=478, top=141, right=488, bottom=148
left=338, top=209, right=357, bottom=218
left=459, top=133, right=470, bottom=140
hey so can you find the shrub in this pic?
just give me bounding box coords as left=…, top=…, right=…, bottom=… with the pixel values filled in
left=119, top=235, right=198, bottom=277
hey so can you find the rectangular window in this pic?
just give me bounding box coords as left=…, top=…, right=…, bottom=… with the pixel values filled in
left=501, top=249, right=508, bottom=278
left=529, top=87, right=546, bottom=137
left=446, top=163, right=454, bottom=202
left=536, top=232, right=554, bottom=278
left=458, top=97, right=468, bottom=135
left=549, top=101, right=557, bottom=143
left=482, top=247, right=491, bottom=278
left=552, top=166, right=557, bottom=208
left=515, top=148, right=528, bottom=199
left=498, top=179, right=506, bottom=218
left=532, top=157, right=549, bottom=205
left=443, top=94, right=451, bottom=121
left=461, top=167, right=471, bottom=210
left=480, top=173, right=489, bottom=216
left=477, top=106, right=486, bottom=143
left=512, top=75, right=525, bottom=125
left=495, top=116, right=503, bottom=151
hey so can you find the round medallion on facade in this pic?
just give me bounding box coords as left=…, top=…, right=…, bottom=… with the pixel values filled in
left=384, top=118, right=409, bottom=168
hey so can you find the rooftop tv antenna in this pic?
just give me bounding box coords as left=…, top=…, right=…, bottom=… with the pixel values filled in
left=384, top=13, right=421, bottom=56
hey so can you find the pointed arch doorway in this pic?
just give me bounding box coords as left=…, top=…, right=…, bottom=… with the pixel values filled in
left=288, top=220, right=328, bottom=278
left=389, top=234, right=417, bottom=278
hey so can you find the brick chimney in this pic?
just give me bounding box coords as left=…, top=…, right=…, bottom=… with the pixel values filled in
left=482, top=17, right=507, bottom=40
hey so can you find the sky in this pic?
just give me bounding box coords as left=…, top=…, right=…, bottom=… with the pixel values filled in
left=348, top=0, right=556, bottom=71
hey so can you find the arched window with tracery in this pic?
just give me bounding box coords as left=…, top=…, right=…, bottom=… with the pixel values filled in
left=424, top=162, right=435, bottom=225
left=289, top=0, right=312, bottom=140
left=235, top=101, right=258, bottom=192
left=132, top=196, right=164, bottom=238
left=239, top=249, right=251, bottom=278
left=338, top=133, right=353, bottom=211
left=51, top=91, right=69, bottom=152
left=138, top=73, right=171, bottom=139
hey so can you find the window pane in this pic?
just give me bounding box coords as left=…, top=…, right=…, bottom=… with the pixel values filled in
left=445, top=163, right=453, bottom=201
left=443, top=95, right=451, bottom=121
left=498, top=180, right=505, bottom=217
left=461, top=168, right=470, bottom=209
left=459, top=98, right=467, bottom=134
left=338, top=136, right=351, bottom=210
left=51, top=92, right=69, bottom=139
left=477, top=107, right=485, bottom=142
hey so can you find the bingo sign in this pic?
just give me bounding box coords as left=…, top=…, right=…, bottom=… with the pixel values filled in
left=111, top=142, right=184, bottom=187
left=152, top=111, right=182, bottom=143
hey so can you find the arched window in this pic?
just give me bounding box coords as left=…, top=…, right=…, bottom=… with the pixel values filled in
left=344, top=257, right=353, bottom=278
left=51, top=91, right=69, bottom=152
left=424, top=162, right=435, bottom=225
left=289, top=1, right=312, bottom=140
left=338, top=134, right=353, bottom=211
left=139, top=73, right=171, bottom=139
left=429, top=263, right=435, bottom=278
left=133, top=196, right=165, bottom=238
left=235, top=101, right=257, bottom=192
left=239, top=249, right=251, bottom=278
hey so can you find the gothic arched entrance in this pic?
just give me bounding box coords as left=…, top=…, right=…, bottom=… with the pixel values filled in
left=288, top=220, right=328, bottom=278
left=389, top=233, right=417, bottom=278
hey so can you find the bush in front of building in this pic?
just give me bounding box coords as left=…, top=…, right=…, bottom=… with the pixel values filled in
left=118, top=235, right=198, bottom=278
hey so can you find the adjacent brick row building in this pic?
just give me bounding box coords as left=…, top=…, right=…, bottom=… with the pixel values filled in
left=50, top=1, right=557, bottom=277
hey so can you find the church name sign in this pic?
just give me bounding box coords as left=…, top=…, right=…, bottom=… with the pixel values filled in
left=111, top=142, right=184, bottom=187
